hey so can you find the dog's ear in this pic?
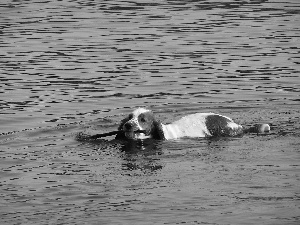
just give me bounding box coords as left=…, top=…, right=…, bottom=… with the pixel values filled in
left=151, top=120, right=165, bottom=140
left=115, top=115, right=130, bottom=140
left=117, top=115, right=130, bottom=131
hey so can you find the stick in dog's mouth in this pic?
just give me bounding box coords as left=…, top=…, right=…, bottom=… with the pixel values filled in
left=87, top=130, right=146, bottom=140
left=134, top=130, right=146, bottom=134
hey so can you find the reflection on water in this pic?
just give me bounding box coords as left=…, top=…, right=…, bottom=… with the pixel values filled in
left=0, top=0, right=299, bottom=224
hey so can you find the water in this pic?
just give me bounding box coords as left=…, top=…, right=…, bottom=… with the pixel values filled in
left=1, top=0, right=299, bottom=224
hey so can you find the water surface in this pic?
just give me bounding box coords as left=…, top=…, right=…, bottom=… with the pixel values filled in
left=0, top=0, right=299, bottom=224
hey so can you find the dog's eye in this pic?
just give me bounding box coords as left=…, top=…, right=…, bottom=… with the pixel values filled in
left=140, top=118, right=146, bottom=123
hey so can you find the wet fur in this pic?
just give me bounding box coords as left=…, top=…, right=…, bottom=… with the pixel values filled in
left=116, top=111, right=164, bottom=140
left=116, top=108, right=269, bottom=140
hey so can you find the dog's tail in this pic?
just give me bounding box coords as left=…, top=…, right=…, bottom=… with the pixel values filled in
left=244, top=124, right=270, bottom=134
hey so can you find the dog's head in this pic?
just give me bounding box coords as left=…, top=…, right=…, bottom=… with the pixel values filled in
left=117, top=108, right=164, bottom=140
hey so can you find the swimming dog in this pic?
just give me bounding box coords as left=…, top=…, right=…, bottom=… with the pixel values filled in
left=115, top=108, right=270, bottom=140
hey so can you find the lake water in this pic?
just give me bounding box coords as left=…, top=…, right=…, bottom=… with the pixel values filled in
left=1, top=0, right=299, bottom=224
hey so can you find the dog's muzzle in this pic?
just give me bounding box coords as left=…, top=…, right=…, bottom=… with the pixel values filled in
left=124, top=122, right=133, bottom=131
left=123, top=120, right=138, bottom=131
left=123, top=120, right=148, bottom=139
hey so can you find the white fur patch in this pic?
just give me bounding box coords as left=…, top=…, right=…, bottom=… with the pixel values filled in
left=227, top=121, right=243, bottom=130
left=162, top=113, right=213, bottom=139
left=132, top=108, right=150, bottom=117
left=128, top=108, right=150, bottom=131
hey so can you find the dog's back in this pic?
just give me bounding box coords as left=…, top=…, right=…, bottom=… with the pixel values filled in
left=162, top=113, right=244, bottom=139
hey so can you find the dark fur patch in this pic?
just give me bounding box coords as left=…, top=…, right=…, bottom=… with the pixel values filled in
left=151, top=120, right=165, bottom=140
left=205, top=114, right=242, bottom=137
left=138, top=112, right=165, bottom=140
left=115, top=115, right=131, bottom=139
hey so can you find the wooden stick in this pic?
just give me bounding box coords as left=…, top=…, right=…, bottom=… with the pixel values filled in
left=89, top=131, right=121, bottom=139
left=89, top=130, right=147, bottom=140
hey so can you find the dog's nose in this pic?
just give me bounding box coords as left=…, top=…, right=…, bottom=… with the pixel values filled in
left=124, top=123, right=132, bottom=130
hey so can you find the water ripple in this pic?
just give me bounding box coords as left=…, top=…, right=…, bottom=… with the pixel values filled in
left=1, top=0, right=300, bottom=224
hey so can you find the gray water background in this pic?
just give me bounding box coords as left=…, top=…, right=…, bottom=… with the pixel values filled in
left=0, top=0, right=299, bottom=224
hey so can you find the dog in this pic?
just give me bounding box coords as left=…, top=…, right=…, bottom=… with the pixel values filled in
left=115, top=108, right=270, bottom=140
